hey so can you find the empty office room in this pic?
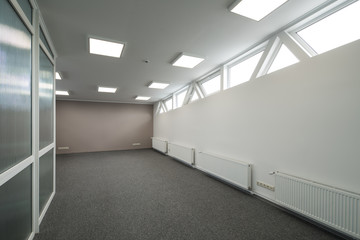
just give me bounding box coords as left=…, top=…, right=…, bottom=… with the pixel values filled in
left=1, top=0, right=360, bottom=239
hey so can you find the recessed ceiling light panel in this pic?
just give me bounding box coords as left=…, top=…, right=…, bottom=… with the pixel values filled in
left=98, top=86, right=117, bottom=93
left=55, top=72, right=62, bottom=80
left=229, top=0, right=288, bottom=21
left=172, top=53, right=204, bottom=68
left=56, top=90, right=69, bottom=96
left=148, top=82, right=169, bottom=89
left=89, top=37, right=124, bottom=58
left=135, top=96, right=151, bottom=101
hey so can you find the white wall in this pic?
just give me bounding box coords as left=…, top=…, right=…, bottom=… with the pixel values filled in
left=154, top=40, right=360, bottom=200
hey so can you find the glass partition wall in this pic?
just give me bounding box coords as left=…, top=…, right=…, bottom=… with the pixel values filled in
left=0, top=0, right=56, bottom=239
left=38, top=22, right=55, bottom=226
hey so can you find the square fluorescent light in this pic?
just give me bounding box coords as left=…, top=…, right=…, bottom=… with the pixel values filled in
left=229, top=0, right=288, bottom=21
left=172, top=53, right=204, bottom=68
left=148, top=82, right=169, bottom=89
left=55, top=72, right=62, bottom=80
left=89, top=37, right=124, bottom=58
left=98, top=86, right=117, bottom=93
left=135, top=96, right=151, bottom=101
left=56, top=90, right=69, bottom=96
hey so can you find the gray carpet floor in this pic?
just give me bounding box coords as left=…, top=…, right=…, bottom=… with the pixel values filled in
left=34, top=149, right=342, bottom=240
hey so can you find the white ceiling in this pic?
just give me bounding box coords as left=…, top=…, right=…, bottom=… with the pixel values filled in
left=37, top=0, right=329, bottom=104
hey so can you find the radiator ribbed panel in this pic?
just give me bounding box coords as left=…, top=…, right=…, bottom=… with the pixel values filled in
left=197, top=152, right=251, bottom=190
left=167, top=143, right=194, bottom=166
left=151, top=138, right=167, bottom=153
left=275, top=173, right=360, bottom=239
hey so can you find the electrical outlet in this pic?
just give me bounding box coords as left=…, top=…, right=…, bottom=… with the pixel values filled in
left=132, top=143, right=141, bottom=146
left=257, top=181, right=275, bottom=191
left=58, top=146, right=69, bottom=150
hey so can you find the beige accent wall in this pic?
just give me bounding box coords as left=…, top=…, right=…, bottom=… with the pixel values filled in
left=56, top=101, right=153, bottom=154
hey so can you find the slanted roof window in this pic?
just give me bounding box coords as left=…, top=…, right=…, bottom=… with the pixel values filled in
left=228, top=51, right=263, bottom=88
left=201, top=74, right=221, bottom=96
left=165, top=98, right=173, bottom=111
left=190, top=91, right=199, bottom=102
left=297, top=1, right=360, bottom=55
left=175, top=88, right=187, bottom=108
left=268, top=44, right=299, bottom=74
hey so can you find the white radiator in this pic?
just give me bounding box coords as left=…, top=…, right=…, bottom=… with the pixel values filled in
left=167, top=143, right=195, bottom=166
left=151, top=137, right=168, bottom=154
left=275, top=172, right=360, bottom=239
left=197, top=152, right=252, bottom=190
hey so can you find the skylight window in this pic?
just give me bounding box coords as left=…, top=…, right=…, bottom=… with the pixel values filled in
left=56, top=90, right=69, bottom=96
left=55, top=72, right=62, bottom=80
left=268, top=44, right=299, bottom=74
left=89, top=37, right=124, bottom=58
left=165, top=98, right=173, bottom=111
left=297, top=1, right=360, bottom=55
left=135, top=96, right=151, bottom=101
left=172, top=53, right=204, bottom=68
left=148, top=82, right=169, bottom=89
left=230, top=0, right=288, bottom=21
left=201, top=75, right=221, bottom=96
left=228, top=51, right=263, bottom=88
left=98, top=86, right=117, bottom=93
left=175, top=89, right=187, bottom=108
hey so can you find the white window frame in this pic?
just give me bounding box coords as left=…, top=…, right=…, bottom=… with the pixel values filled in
left=186, top=82, right=203, bottom=103
left=164, top=97, right=174, bottom=112
left=154, top=102, right=164, bottom=114
left=225, top=45, right=266, bottom=89
left=156, top=0, right=356, bottom=110
left=159, top=102, right=166, bottom=114
left=174, top=86, right=189, bottom=109
left=199, top=71, right=222, bottom=96
left=266, top=42, right=299, bottom=74
left=286, top=0, right=357, bottom=57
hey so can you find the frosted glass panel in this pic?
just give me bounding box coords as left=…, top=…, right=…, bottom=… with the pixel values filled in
left=40, top=27, right=54, bottom=58
left=39, top=48, right=54, bottom=149
left=17, top=0, right=32, bottom=24
left=0, top=0, right=32, bottom=173
left=39, top=149, right=54, bottom=213
left=0, top=166, right=32, bottom=240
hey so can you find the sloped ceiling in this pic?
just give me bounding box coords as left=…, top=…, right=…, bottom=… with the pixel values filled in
left=37, top=0, right=329, bottom=104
